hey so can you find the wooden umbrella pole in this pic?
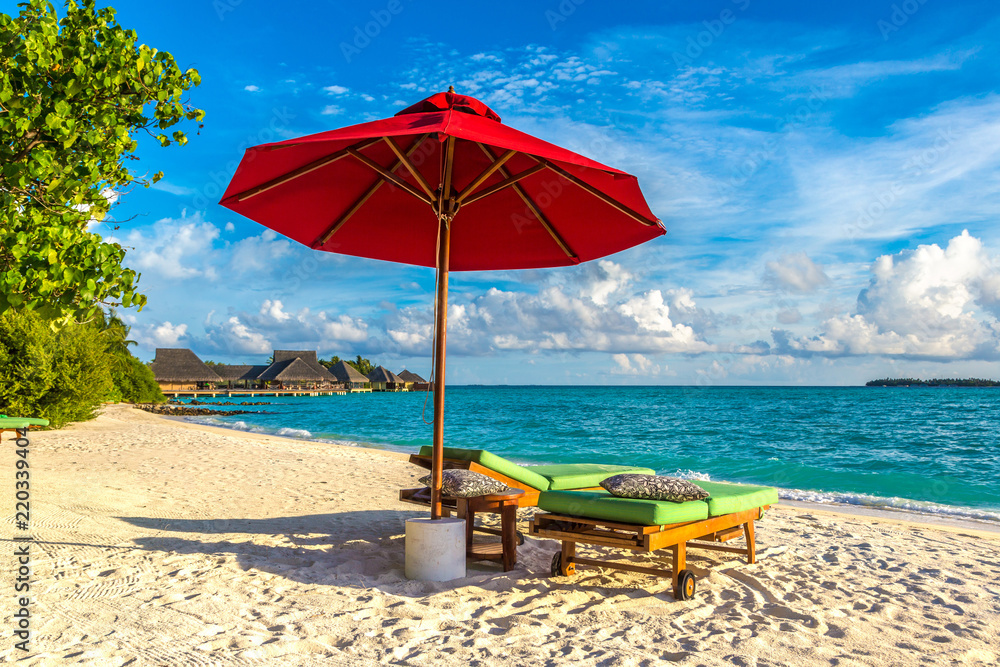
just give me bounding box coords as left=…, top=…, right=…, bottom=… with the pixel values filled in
left=430, top=213, right=451, bottom=520
left=431, top=135, right=456, bottom=520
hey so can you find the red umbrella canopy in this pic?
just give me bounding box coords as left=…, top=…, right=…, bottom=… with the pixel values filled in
left=219, top=91, right=664, bottom=270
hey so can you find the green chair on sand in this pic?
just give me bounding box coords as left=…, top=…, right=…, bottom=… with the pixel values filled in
left=531, top=480, right=779, bottom=600
left=399, top=446, right=779, bottom=600
left=0, top=415, right=49, bottom=442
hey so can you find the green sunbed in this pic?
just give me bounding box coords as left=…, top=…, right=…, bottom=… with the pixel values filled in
left=0, top=415, right=49, bottom=430
left=531, top=481, right=779, bottom=601
left=0, top=415, right=49, bottom=445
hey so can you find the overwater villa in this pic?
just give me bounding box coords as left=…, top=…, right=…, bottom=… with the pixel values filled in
left=397, top=370, right=429, bottom=391
left=149, top=348, right=428, bottom=396
left=328, top=360, right=372, bottom=393
left=367, top=366, right=407, bottom=392
left=257, top=350, right=338, bottom=389
left=150, top=348, right=222, bottom=390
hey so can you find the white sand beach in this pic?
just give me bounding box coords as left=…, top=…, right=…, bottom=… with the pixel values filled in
left=2, top=405, right=999, bottom=665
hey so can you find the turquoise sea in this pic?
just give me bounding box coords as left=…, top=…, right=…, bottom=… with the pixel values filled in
left=180, top=386, right=1000, bottom=523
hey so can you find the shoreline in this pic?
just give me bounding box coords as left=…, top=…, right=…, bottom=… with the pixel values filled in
left=165, top=408, right=1000, bottom=537
left=7, top=403, right=999, bottom=665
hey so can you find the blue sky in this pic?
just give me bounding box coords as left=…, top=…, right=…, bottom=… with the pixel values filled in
left=27, top=0, right=1000, bottom=384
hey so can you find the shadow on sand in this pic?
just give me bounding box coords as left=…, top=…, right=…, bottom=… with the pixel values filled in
left=118, top=509, right=423, bottom=544
left=109, top=510, right=717, bottom=601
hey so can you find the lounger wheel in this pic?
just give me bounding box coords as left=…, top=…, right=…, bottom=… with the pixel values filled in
left=676, top=569, right=696, bottom=601
left=550, top=551, right=575, bottom=577
left=516, top=530, right=524, bottom=546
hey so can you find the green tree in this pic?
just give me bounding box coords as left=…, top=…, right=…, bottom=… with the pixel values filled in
left=0, top=308, right=164, bottom=426
left=94, top=309, right=164, bottom=403
left=346, top=355, right=375, bottom=376
left=109, top=354, right=163, bottom=403
left=318, top=355, right=341, bottom=369
left=0, top=309, right=111, bottom=427
left=0, top=0, right=204, bottom=324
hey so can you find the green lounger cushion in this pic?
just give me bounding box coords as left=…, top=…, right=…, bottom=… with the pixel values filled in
left=417, top=447, right=656, bottom=491
left=693, top=481, right=779, bottom=517
left=418, top=446, right=550, bottom=490
left=537, top=490, right=710, bottom=525
left=538, top=481, right=779, bottom=525
left=527, top=463, right=656, bottom=490
left=0, top=415, right=49, bottom=429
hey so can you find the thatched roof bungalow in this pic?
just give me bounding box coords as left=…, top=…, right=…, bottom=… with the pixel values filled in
left=397, top=369, right=429, bottom=391
left=328, top=360, right=371, bottom=392
left=397, top=370, right=426, bottom=383
left=257, top=350, right=336, bottom=387
left=150, top=349, right=222, bottom=390
left=367, top=366, right=406, bottom=392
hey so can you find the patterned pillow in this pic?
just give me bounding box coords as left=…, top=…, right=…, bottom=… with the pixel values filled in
left=418, top=469, right=510, bottom=498
left=600, top=474, right=711, bottom=502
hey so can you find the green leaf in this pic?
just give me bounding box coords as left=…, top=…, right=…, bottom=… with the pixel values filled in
left=0, top=0, right=203, bottom=323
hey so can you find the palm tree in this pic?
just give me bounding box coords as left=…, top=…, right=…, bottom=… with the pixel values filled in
left=347, top=355, right=375, bottom=376
left=97, top=309, right=137, bottom=372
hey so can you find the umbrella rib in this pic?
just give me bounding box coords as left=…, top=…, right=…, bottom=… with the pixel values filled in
left=230, top=137, right=382, bottom=203
left=460, top=163, right=546, bottom=206
left=347, top=147, right=434, bottom=206
left=535, top=158, right=662, bottom=227
left=312, top=134, right=431, bottom=248
left=477, top=143, right=577, bottom=260
left=454, top=149, right=517, bottom=205
left=382, top=136, right=436, bottom=200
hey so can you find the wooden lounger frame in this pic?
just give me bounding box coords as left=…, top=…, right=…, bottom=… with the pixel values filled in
left=529, top=505, right=769, bottom=600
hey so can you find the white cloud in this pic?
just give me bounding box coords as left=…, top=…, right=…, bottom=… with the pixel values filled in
left=586, top=260, right=632, bottom=306
left=206, top=316, right=272, bottom=354
left=260, top=299, right=291, bottom=322
left=227, top=229, right=294, bottom=276
left=790, top=95, right=1000, bottom=243
left=776, top=231, right=1000, bottom=359
left=124, top=212, right=220, bottom=280
left=611, top=353, right=663, bottom=376
left=224, top=222, right=235, bottom=232
left=195, top=300, right=370, bottom=356
left=322, top=85, right=349, bottom=95
left=381, top=261, right=713, bottom=356
left=321, top=105, right=343, bottom=116
left=150, top=180, right=194, bottom=197
left=320, top=314, right=368, bottom=343
left=764, top=252, right=830, bottom=292
left=136, top=321, right=189, bottom=347
left=782, top=51, right=974, bottom=99
left=244, top=85, right=260, bottom=92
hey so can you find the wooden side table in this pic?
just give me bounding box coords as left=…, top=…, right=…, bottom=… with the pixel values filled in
left=449, top=489, right=524, bottom=571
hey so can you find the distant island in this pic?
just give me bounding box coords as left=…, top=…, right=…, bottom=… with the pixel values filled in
left=866, top=378, right=1000, bottom=387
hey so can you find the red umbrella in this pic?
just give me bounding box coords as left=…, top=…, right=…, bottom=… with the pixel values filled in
left=220, top=89, right=664, bottom=518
